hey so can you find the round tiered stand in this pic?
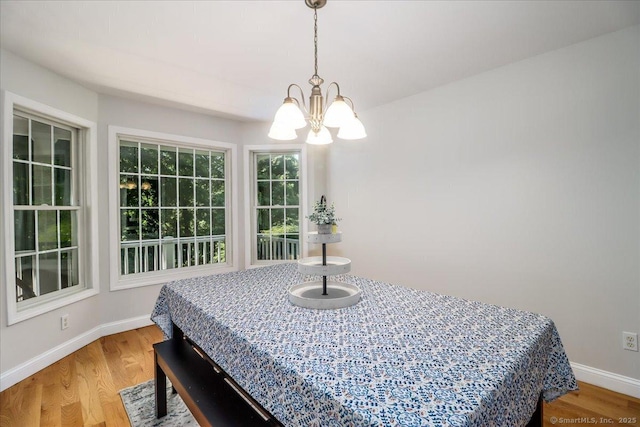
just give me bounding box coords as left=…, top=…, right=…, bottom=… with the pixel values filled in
left=288, top=231, right=362, bottom=309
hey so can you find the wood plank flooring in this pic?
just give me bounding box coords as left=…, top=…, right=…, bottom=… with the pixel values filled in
left=0, top=325, right=638, bottom=426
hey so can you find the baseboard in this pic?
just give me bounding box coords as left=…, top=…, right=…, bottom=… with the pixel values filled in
left=0, top=314, right=153, bottom=392
left=100, top=314, right=154, bottom=337
left=571, top=362, right=640, bottom=398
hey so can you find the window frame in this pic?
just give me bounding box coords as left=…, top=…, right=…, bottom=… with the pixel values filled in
left=108, top=126, right=238, bottom=291
left=1, top=90, right=100, bottom=325
left=243, top=144, right=308, bottom=269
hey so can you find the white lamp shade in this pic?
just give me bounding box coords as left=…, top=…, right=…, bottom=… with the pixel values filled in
left=268, top=122, right=297, bottom=140
left=323, top=98, right=353, bottom=128
left=306, top=126, right=333, bottom=145
left=273, top=100, right=306, bottom=129
left=337, top=116, right=366, bottom=140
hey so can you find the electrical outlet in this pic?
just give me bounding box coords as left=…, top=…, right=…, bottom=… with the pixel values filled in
left=623, top=332, right=638, bottom=352
left=61, top=314, right=69, bottom=330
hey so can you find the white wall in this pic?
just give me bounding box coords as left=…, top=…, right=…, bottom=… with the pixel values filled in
left=97, top=95, right=244, bottom=325
left=0, top=52, right=324, bottom=387
left=328, top=26, right=640, bottom=381
left=0, top=51, right=247, bottom=384
left=0, top=49, right=103, bottom=376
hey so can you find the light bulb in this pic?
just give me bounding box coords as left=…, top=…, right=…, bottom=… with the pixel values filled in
left=273, top=98, right=306, bottom=129
left=306, top=126, right=333, bottom=145
left=337, top=115, right=366, bottom=140
left=323, top=96, right=353, bottom=128
left=268, top=122, right=297, bottom=140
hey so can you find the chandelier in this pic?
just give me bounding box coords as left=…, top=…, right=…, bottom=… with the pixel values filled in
left=268, top=0, right=366, bottom=145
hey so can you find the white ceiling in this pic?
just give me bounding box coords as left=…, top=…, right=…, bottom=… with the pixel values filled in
left=1, top=1, right=639, bottom=122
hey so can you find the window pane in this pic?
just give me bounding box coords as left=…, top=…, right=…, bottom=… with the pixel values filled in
left=120, top=141, right=138, bottom=173
left=286, top=236, right=299, bottom=259
left=181, top=241, right=195, bottom=267
left=257, top=181, right=270, bottom=206
left=285, top=154, right=299, bottom=179
left=160, top=146, right=177, bottom=175
left=195, top=179, right=210, bottom=207
left=179, top=208, right=194, bottom=238
left=54, top=127, right=71, bottom=167
left=211, top=180, right=225, bottom=207
left=60, top=249, right=79, bottom=289
left=119, top=175, right=139, bottom=207
left=272, top=208, right=284, bottom=235
left=13, top=162, right=29, bottom=205
left=121, top=209, right=140, bottom=241
left=32, top=120, right=52, bottom=164
left=140, top=144, right=158, bottom=174
left=141, top=209, right=159, bottom=240
left=211, top=153, right=224, bottom=179
left=59, top=210, right=76, bottom=248
left=54, top=168, right=72, bottom=206
left=272, top=155, right=285, bottom=180
left=14, top=210, right=35, bottom=252
left=257, top=209, right=270, bottom=234
left=161, top=209, right=178, bottom=238
left=195, top=151, right=210, bottom=177
left=39, top=251, right=59, bottom=295
left=161, top=239, right=177, bottom=269
left=178, top=149, right=194, bottom=176
left=161, top=177, right=177, bottom=207
left=179, top=178, right=193, bottom=207
left=15, top=255, right=36, bottom=301
left=38, top=210, right=58, bottom=251
left=213, top=239, right=226, bottom=263
left=256, top=154, right=270, bottom=179
left=32, top=165, right=52, bottom=205
left=141, top=177, right=158, bottom=207
left=197, top=241, right=211, bottom=265
left=196, top=209, right=210, bottom=236
left=212, top=209, right=225, bottom=236
left=285, top=208, right=299, bottom=234
left=257, top=235, right=270, bottom=260
left=272, top=181, right=285, bottom=206
left=13, top=115, right=29, bottom=160
left=286, top=181, right=299, bottom=205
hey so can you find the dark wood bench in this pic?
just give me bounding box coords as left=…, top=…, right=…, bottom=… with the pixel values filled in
left=153, top=325, right=282, bottom=427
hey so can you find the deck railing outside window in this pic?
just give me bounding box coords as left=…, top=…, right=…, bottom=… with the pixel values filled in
left=121, top=236, right=226, bottom=275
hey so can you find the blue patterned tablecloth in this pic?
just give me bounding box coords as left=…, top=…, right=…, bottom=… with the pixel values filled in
left=151, top=263, right=577, bottom=427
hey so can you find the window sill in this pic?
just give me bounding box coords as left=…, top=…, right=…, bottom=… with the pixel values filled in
left=8, top=287, right=99, bottom=326
left=111, top=264, right=238, bottom=291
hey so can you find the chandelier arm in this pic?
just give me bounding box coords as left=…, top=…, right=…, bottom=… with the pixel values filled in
left=342, top=96, right=356, bottom=111
left=287, top=83, right=309, bottom=114
left=323, top=81, right=342, bottom=109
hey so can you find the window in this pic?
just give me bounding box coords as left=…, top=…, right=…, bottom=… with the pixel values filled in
left=2, top=92, right=99, bottom=325
left=244, top=145, right=307, bottom=267
left=12, top=112, right=80, bottom=301
left=109, top=127, right=237, bottom=290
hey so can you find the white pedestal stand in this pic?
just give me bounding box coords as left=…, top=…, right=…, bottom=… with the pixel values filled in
left=288, top=232, right=361, bottom=309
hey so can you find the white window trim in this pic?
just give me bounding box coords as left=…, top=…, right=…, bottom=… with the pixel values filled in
left=108, top=126, right=238, bottom=290
left=1, top=90, right=100, bottom=325
left=243, top=144, right=308, bottom=269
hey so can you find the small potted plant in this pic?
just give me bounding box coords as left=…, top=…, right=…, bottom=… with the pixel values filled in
left=307, top=195, right=340, bottom=234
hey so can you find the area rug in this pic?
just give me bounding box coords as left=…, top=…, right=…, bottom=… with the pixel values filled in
left=119, top=379, right=197, bottom=426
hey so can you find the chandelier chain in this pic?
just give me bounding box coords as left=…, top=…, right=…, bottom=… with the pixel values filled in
left=313, top=6, right=318, bottom=77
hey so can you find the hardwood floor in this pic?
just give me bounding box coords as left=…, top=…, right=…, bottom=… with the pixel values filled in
left=0, top=325, right=638, bottom=426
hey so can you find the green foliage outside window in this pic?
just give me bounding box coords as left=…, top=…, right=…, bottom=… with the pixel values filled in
left=119, top=140, right=227, bottom=273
